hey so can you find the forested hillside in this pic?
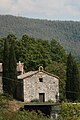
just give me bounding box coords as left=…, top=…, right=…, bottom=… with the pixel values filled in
left=0, top=15, right=80, bottom=59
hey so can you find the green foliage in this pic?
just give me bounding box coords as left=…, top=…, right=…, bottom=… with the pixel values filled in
left=66, top=53, right=74, bottom=101
left=45, top=62, right=66, bottom=100
left=31, top=98, right=39, bottom=103
left=47, top=99, right=55, bottom=103
left=0, top=110, right=53, bottom=120
left=1, top=34, right=67, bottom=100
left=66, top=53, right=80, bottom=101
left=15, top=35, right=66, bottom=72
left=0, top=95, right=52, bottom=120
left=2, top=37, right=9, bottom=94
left=0, top=94, right=52, bottom=120
left=0, top=15, right=80, bottom=60
left=2, top=34, right=17, bottom=98
left=50, top=39, right=66, bottom=63
left=59, top=102, right=80, bottom=120
left=1, top=95, right=80, bottom=120
left=8, top=35, right=17, bottom=98
left=0, top=37, right=4, bottom=62
left=72, top=61, right=80, bottom=100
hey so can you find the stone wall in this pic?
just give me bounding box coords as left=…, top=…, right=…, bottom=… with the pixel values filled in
left=16, top=79, right=24, bottom=101
left=23, top=71, right=59, bottom=102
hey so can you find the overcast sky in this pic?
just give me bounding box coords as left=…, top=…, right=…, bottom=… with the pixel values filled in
left=0, top=0, right=80, bottom=21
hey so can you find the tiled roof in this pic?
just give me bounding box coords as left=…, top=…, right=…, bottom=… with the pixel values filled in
left=18, top=70, right=59, bottom=80
left=17, top=71, right=38, bottom=79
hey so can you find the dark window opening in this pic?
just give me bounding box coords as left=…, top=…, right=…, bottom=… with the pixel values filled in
left=39, top=78, right=43, bottom=82
left=17, top=71, right=22, bottom=76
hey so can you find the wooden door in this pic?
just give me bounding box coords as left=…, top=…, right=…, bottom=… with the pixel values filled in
left=39, top=93, right=45, bottom=102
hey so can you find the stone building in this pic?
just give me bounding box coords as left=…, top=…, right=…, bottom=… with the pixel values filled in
left=17, top=66, right=59, bottom=102
left=0, top=62, right=59, bottom=102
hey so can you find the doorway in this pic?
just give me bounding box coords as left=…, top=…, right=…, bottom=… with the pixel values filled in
left=39, top=93, right=45, bottom=102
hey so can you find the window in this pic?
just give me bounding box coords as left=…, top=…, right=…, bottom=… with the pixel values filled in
left=39, top=78, right=43, bottom=82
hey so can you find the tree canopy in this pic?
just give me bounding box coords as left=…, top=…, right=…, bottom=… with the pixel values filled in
left=66, top=53, right=80, bottom=101
left=2, top=34, right=17, bottom=98
left=0, top=15, right=80, bottom=60
left=0, top=34, right=76, bottom=100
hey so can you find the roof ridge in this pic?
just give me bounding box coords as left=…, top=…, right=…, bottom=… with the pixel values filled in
left=18, top=69, right=59, bottom=80
left=42, top=70, right=59, bottom=79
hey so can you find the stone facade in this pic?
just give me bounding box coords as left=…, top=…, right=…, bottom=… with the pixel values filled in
left=0, top=63, right=59, bottom=102
left=17, top=67, right=59, bottom=102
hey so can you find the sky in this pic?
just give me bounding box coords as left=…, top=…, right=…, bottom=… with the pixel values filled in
left=0, top=0, right=80, bottom=21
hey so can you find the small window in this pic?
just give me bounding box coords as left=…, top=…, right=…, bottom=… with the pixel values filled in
left=39, top=78, right=43, bottom=82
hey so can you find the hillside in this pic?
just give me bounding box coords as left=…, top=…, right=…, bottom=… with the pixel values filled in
left=0, top=15, right=80, bottom=59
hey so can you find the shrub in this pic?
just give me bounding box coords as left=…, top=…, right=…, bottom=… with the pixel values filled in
left=59, top=102, right=80, bottom=120
left=31, top=99, right=39, bottom=103
left=47, top=99, right=55, bottom=103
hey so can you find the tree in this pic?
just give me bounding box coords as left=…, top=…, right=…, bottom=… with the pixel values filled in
left=8, top=35, right=17, bottom=97
left=50, top=39, right=66, bottom=63
left=15, top=35, right=52, bottom=71
left=72, top=61, right=80, bottom=101
left=0, top=38, right=4, bottom=62
left=45, top=61, right=66, bottom=100
left=66, top=53, right=74, bottom=101
left=66, top=53, right=80, bottom=101
left=2, top=38, right=9, bottom=94
left=2, top=34, right=17, bottom=98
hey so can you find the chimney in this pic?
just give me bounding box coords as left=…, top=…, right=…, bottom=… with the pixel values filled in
left=17, top=61, right=24, bottom=75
